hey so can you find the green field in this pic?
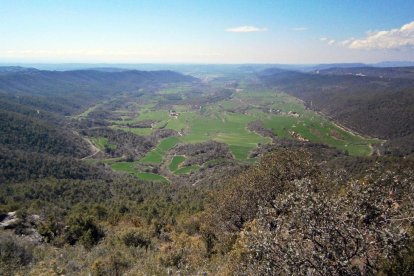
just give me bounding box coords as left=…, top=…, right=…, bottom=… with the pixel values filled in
left=90, top=137, right=116, bottom=151
left=73, top=81, right=384, bottom=184
left=169, top=155, right=186, bottom=171
left=111, top=161, right=139, bottom=174
left=74, top=102, right=103, bottom=118
left=140, top=136, right=180, bottom=164
left=98, top=83, right=382, bottom=184
left=109, top=88, right=379, bottom=159
left=136, top=172, right=169, bottom=183
left=174, top=165, right=199, bottom=175
left=124, top=105, right=269, bottom=160
left=111, top=162, right=169, bottom=183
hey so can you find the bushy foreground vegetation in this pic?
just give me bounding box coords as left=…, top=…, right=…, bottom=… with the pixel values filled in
left=1, top=149, right=413, bottom=275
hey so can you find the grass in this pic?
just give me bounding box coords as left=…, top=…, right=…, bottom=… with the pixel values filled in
left=73, top=102, right=103, bottom=119
left=178, top=110, right=269, bottom=160
left=82, top=83, right=382, bottom=186
left=111, top=162, right=169, bottom=183
left=159, top=136, right=180, bottom=151
left=111, top=162, right=139, bottom=174
left=168, top=155, right=199, bottom=175
left=169, top=155, right=186, bottom=171
left=174, top=165, right=199, bottom=175
left=110, top=86, right=379, bottom=160
left=261, top=110, right=378, bottom=156
left=229, top=145, right=253, bottom=160
left=140, top=136, right=180, bottom=164
left=90, top=137, right=116, bottom=151
left=126, top=127, right=154, bottom=136
left=136, top=172, right=169, bottom=183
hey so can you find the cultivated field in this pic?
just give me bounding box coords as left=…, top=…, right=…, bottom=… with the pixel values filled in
left=81, top=81, right=381, bottom=182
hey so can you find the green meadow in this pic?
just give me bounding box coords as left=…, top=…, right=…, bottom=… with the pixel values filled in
left=169, top=155, right=186, bottom=171
left=174, top=165, right=199, bottom=175
left=140, top=136, right=180, bottom=164
left=90, top=137, right=116, bottom=151
left=111, top=88, right=379, bottom=159
left=102, top=85, right=380, bottom=181
left=111, top=161, right=169, bottom=183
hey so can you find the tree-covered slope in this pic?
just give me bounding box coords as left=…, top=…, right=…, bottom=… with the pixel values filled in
left=0, top=69, right=197, bottom=115
left=0, top=110, right=90, bottom=157
left=260, top=68, right=414, bottom=156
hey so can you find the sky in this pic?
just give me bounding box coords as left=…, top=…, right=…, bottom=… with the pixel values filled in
left=1, top=0, right=414, bottom=64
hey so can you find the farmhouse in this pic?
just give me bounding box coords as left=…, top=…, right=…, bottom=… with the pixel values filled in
left=288, top=111, right=300, bottom=117
left=169, top=110, right=179, bottom=118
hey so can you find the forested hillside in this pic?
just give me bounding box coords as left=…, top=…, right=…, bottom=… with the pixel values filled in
left=259, top=67, right=414, bottom=156
left=0, top=68, right=197, bottom=184
left=0, top=109, right=89, bottom=157
left=0, top=68, right=197, bottom=115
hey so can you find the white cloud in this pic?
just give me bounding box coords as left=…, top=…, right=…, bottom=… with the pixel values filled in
left=328, top=39, right=336, bottom=46
left=225, top=26, right=267, bottom=33
left=293, top=27, right=307, bottom=31
left=320, top=37, right=337, bottom=46
left=347, top=21, right=414, bottom=49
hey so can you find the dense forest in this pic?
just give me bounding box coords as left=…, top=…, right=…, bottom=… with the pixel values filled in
left=1, top=66, right=413, bottom=275
left=0, top=68, right=196, bottom=115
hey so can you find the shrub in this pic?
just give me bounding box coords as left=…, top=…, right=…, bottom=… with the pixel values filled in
left=0, top=233, right=34, bottom=274
left=64, top=215, right=104, bottom=248
left=122, top=230, right=151, bottom=250
left=91, top=252, right=130, bottom=276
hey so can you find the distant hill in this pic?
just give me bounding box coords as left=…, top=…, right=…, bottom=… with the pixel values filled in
left=258, top=63, right=370, bottom=73
left=82, top=67, right=131, bottom=72
left=303, top=63, right=368, bottom=72
left=259, top=67, right=414, bottom=156
left=0, top=69, right=197, bottom=115
left=374, top=61, right=414, bottom=67
left=316, top=66, right=414, bottom=79
left=0, top=66, right=38, bottom=75
left=0, top=69, right=196, bottom=97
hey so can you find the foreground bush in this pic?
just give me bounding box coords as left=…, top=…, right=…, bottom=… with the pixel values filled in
left=64, top=215, right=105, bottom=248
left=204, top=149, right=414, bottom=275
left=0, top=233, right=34, bottom=274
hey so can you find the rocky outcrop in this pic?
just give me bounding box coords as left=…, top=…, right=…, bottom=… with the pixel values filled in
left=0, top=211, right=43, bottom=243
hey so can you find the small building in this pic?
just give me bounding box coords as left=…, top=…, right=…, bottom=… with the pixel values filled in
left=288, top=111, right=300, bottom=117
left=169, top=110, right=179, bottom=118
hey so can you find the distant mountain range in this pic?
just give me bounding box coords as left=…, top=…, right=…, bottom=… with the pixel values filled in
left=1, top=61, right=413, bottom=73
left=0, top=68, right=197, bottom=114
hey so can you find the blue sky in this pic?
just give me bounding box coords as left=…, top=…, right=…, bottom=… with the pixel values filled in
left=1, top=0, right=414, bottom=63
